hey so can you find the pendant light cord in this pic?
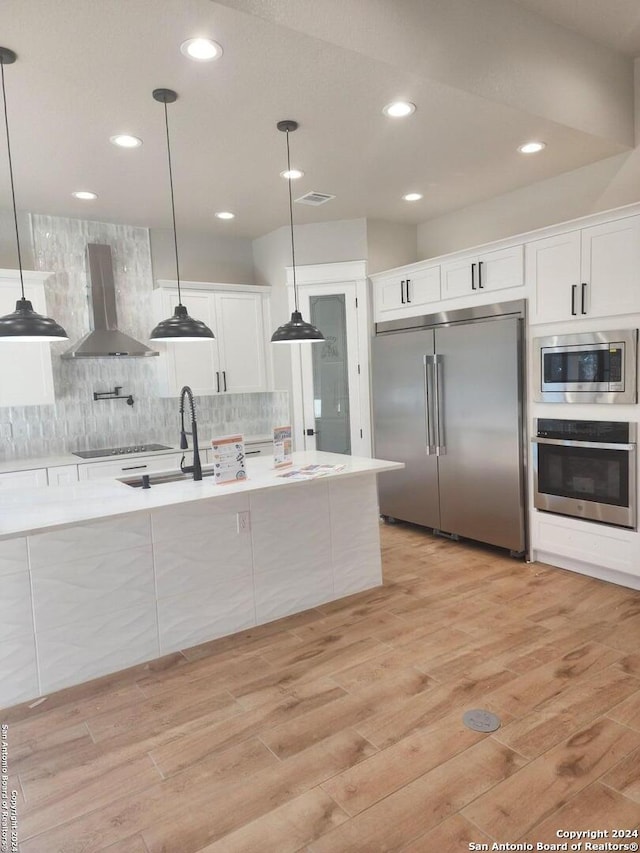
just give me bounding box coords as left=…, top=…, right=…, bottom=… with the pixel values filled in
left=162, top=100, right=182, bottom=305
left=285, top=129, right=299, bottom=313
left=0, top=57, right=25, bottom=300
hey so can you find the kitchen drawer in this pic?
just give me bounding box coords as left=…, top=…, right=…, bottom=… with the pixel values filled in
left=77, top=453, right=183, bottom=481
left=0, top=467, right=48, bottom=488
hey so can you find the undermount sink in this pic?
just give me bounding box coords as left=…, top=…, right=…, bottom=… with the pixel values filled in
left=119, top=468, right=216, bottom=488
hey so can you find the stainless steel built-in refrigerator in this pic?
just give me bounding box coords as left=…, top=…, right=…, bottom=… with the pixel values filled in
left=372, top=303, right=526, bottom=555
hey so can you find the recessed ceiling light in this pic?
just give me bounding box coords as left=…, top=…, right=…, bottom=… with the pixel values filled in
left=215, top=211, right=235, bottom=220
left=518, top=141, right=546, bottom=154
left=383, top=101, right=416, bottom=118
left=110, top=134, right=142, bottom=149
left=403, top=192, right=423, bottom=202
left=180, top=38, right=223, bottom=61
left=72, top=190, right=98, bottom=200
left=280, top=169, right=304, bottom=180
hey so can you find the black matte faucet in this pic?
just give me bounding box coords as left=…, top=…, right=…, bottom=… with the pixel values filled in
left=179, top=386, right=202, bottom=481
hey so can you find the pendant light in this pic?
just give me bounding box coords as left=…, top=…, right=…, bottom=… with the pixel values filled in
left=0, top=47, right=67, bottom=342
left=271, top=120, right=324, bottom=344
left=149, top=88, right=214, bottom=342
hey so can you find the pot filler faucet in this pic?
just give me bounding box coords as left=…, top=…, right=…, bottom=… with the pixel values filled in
left=179, top=385, right=202, bottom=481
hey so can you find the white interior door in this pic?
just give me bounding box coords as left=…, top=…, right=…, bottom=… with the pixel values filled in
left=296, top=282, right=363, bottom=454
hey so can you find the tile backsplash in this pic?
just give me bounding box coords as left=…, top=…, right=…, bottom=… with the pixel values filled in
left=0, top=215, right=288, bottom=461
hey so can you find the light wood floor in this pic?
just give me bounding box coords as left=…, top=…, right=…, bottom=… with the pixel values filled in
left=5, top=522, right=640, bottom=852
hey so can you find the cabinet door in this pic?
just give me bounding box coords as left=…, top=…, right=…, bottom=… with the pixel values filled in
left=0, top=468, right=48, bottom=488
left=77, top=453, right=183, bottom=481
left=582, top=216, right=640, bottom=319
left=478, top=245, right=524, bottom=293
left=440, top=257, right=474, bottom=299
left=47, top=465, right=79, bottom=486
left=214, top=292, right=267, bottom=393
left=375, top=276, right=406, bottom=315
left=155, top=289, right=220, bottom=396
left=527, top=231, right=581, bottom=324
left=0, top=281, right=55, bottom=407
left=404, top=267, right=441, bottom=308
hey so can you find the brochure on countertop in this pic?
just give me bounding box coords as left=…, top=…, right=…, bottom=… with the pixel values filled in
left=210, top=434, right=247, bottom=484
left=273, top=425, right=293, bottom=468
left=276, top=463, right=346, bottom=481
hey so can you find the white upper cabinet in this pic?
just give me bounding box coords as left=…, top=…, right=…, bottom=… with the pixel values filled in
left=441, top=245, right=524, bottom=300
left=528, top=215, right=640, bottom=323
left=214, top=291, right=268, bottom=393
left=374, top=266, right=441, bottom=318
left=0, top=271, right=56, bottom=407
left=582, top=216, right=640, bottom=320
left=153, top=283, right=271, bottom=397
left=527, top=230, right=581, bottom=324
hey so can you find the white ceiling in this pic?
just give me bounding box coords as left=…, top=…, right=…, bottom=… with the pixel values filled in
left=0, top=0, right=636, bottom=239
left=511, top=0, right=640, bottom=57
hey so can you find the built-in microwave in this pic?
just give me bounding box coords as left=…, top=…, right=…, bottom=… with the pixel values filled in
left=533, top=329, right=638, bottom=404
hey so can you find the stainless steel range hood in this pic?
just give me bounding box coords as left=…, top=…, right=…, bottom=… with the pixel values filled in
left=61, top=244, right=159, bottom=358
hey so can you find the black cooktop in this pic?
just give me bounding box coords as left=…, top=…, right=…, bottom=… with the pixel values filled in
left=72, top=443, right=172, bottom=459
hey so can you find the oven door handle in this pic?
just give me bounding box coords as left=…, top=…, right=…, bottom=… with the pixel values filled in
left=532, top=437, right=636, bottom=451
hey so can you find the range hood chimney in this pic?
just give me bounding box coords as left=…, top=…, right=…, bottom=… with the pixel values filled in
left=61, top=244, right=159, bottom=358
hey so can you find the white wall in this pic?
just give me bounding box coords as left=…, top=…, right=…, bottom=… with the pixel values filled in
left=149, top=227, right=256, bottom=284
left=0, top=209, right=35, bottom=270
left=366, top=220, right=417, bottom=274
left=417, top=149, right=640, bottom=259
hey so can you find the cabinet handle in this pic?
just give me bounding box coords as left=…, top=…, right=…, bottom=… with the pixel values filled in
left=471, top=263, right=477, bottom=290
left=581, top=282, right=588, bottom=315
left=478, top=261, right=484, bottom=289
left=406, top=279, right=411, bottom=303
left=223, top=371, right=227, bottom=392
left=571, top=284, right=577, bottom=316
left=216, top=371, right=220, bottom=392
left=400, top=280, right=406, bottom=304
left=246, top=450, right=261, bottom=456
left=121, top=464, right=148, bottom=471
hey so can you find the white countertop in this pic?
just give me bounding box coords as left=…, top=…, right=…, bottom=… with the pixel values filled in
left=0, top=452, right=403, bottom=540
left=0, top=434, right=273, bottom=474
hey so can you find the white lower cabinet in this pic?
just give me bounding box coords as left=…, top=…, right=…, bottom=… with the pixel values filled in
left=151, top=495, right=254, bottom=654
left=153, top=282, right=271, bottom=397
left=47, top=464, right=79, bottom=486
left=532, top=511, right=639, bottom=585
left=0, top=468, right=48, bottom=488
left=0, top=537, right=38, bottom=706
left=28, top=514, right=158, bottom=695
left=77, top=453, right=183, bottom=481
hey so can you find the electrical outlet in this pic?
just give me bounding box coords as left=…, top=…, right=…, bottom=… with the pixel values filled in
left=237, top=511, right=251, bottom=533
left=0, top=423, right=12, bottom=440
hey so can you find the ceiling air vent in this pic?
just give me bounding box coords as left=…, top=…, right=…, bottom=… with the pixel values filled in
left=295, top=191, right=335, bottom=206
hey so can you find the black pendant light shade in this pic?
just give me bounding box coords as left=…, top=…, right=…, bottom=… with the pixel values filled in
left=149, top=304, right=215, bottom=341
left=0, top=298, right=69, bottom=341
left=149, top=88, right=214, bottom=342
left=270, top=120, right=324, bottom=344
left=0, top=47, right=68, bottom=342
left=271, top=310, right=324, bottom=343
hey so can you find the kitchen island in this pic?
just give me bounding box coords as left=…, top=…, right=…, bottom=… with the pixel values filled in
left=0, top=452, right=402, bottom=708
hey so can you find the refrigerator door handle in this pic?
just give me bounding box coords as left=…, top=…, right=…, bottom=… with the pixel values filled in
left=423, top=355, right=437, bottom=454
left=434, top=354, right=446, bottom=455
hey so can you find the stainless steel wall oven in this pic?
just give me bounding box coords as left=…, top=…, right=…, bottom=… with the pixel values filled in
left=533, top=419, right=636, bottom=529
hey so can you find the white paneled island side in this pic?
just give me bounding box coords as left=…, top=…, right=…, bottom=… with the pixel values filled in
left=0, top=452, right=402, bottom=708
